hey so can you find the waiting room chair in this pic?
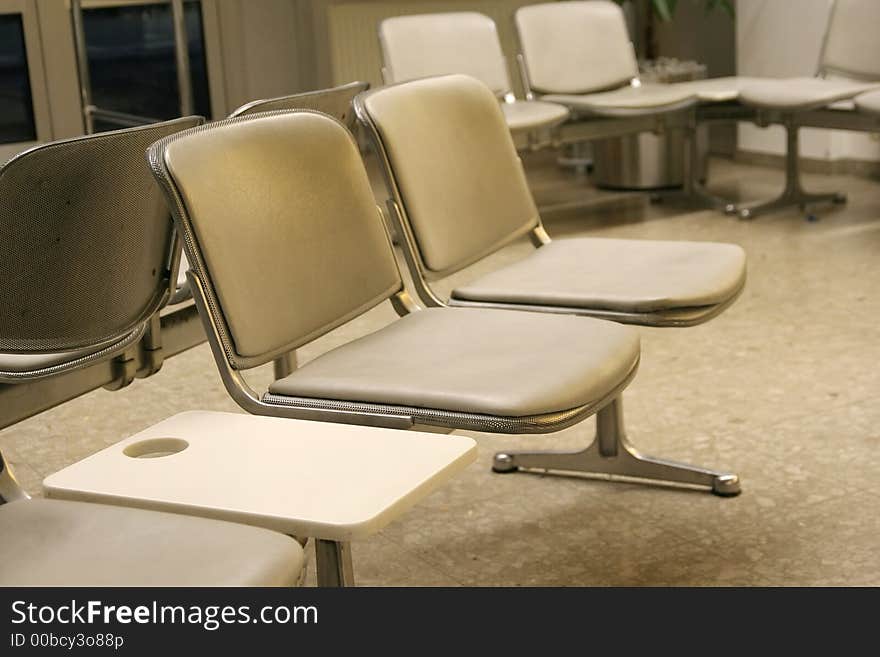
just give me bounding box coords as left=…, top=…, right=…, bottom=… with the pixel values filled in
left=722, top=0, right=880, bottom=218
left=379, top=12, right=568, bottom=140
left=356, top=74, right=744, bottom=493
left=356, top=74, right=747, bottom=329
left=514, top=0, right=877, bottom=220
left=514, top=1, right=697, bottom=119
left=147, top=109, right=739, bottom=496
left=0, top=120, right=305, bottom=586
left=513, top=1, right=704, bottom=195
left=625, top=0, right=880, bottom=218
left=1, top=459, right=304, bottom=586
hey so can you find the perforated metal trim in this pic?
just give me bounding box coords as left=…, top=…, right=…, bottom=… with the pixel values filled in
left=260, top=393, right=594, bottom=434
left=0, top=323, right=145, bottom=382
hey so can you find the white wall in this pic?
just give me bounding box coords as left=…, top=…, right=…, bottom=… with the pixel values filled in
left=736, top=0, right=880, bottom=163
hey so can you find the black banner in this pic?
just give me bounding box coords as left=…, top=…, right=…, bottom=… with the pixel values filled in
left=0, top=587, right=875, bottom=653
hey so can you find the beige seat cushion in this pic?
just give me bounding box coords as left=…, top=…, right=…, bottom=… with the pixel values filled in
left=671, top=76, right=765, bottom=103
left=451, top=238, right=747, bottom=314
left=268, top=307, right=639, bottom=418
left=0, top=498, right=304, bottom=586
left=855, top=90, right=880, bottom=115
left=501, top=100, right=569, bottom=132
left=739, top=77, right=880, bottom=111
left=542, top=83, right=696, bottom=117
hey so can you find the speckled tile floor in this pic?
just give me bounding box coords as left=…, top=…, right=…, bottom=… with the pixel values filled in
left=2, top=155, right=879, bottom=586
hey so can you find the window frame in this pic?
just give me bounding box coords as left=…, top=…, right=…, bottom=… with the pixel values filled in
left=76, top=0, right=227, bottom=120
left=77, top=0, right=218, bottom=128
left=0, top=0, right=52, bottom=161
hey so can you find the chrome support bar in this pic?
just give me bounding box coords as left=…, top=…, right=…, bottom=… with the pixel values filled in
left=516, top=53, right=534, bottom=101
left=273, top=352, right=298, bottom=380
left=691, top=103, right=879, bottom=219
left=682, top=111, right=735, bottom=211
left=70, top=0, right=95, bottom=134
left=170, top=0, right=194, bottom=117
left=492, top=396, right=741, bottom=497
left=730, top=118, right=846, bottom=220
left=89, top=107, right=163, bottom=129
left=0, top=303, right=206, bottom=431
left=315, top=539, right=355, bottom=587
left=0, top=451, right=30, bottom=504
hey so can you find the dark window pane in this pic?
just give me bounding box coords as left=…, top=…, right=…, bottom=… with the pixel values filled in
left=83, top=1, right=210, bottom=131
left=0, top=14, right=37, bottom=144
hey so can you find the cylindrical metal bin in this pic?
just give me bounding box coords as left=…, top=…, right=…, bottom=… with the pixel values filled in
left=593, top=125, right=709, bottom=190
left=592, top=58, right=709, bottom=191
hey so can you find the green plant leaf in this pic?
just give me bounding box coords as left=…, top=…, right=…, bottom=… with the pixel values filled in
left=712, top=0, right=736, bottom=18
left=652, top=0, right=674, bottom=21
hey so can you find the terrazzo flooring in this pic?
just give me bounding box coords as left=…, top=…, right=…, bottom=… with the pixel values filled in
left=2, top=154, right=878, bottom=586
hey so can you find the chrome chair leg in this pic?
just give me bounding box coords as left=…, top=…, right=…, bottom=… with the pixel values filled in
left=653, top=120, right=733, bottom=212
left=730, top=119, right=846, bottom=220
left=273, top=351, right=298, bottom=380
left=686, top=181, right=738, bottom=213
left=556, top=141, right=593, bottom=174
left=315, top=539, right=355, bottom=587
left=0, top=450, right=29, bottom=504
left=492, top=397, right=741, bottom=497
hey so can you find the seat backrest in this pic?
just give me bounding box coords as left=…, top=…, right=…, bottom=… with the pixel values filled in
left=145, top=83, right=371, bottom=308
left=380, top=12, right=511, bottom=96
left=515, top=1, right=638, bottom=95
left=148, top=111, right=403, bottom=370
left=358, top=74, right=539, bottom=279
left=0, top=117, right=202, bottom=354
left=229, top=81, right=370, bottom=129
left=820, top=0, right=880, bottom=80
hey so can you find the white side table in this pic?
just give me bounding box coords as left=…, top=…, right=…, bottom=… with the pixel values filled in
left=44, top=411, right=477, bottom=586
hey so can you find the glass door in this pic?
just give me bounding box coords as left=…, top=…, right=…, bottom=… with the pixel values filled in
left=0, top=0, right=51, bottom=160
left=72, top=0, right=213, bottom=132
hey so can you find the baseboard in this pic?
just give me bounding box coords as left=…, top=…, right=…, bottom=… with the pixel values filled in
left=734, top=150, right=880, bottom=178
